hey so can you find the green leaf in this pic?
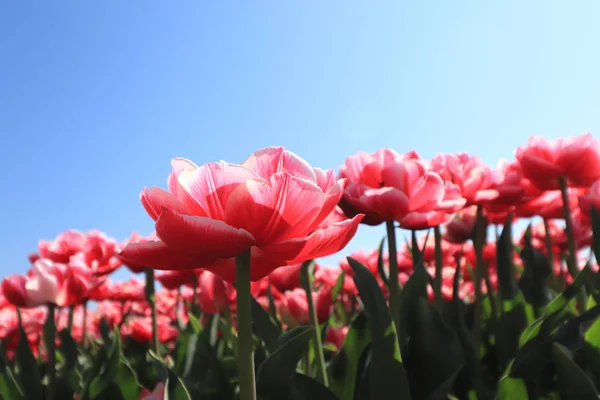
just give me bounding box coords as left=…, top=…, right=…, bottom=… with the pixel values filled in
left=89, top=327, right=122, bottom=398
left=331, top=270, right=346, bottom=301
left=347, top=257, right=411, bottom=400
left=15, top=327, right=42, bottom=400
left=116, top=358, right=142, bottom=399
left=187, top=313, right=201, bottom=334
left=0, top=357, right=22, bottom=400
left=329, top=313, right=371, bottom=400
left=497, top=214, right=518, bottom=300
left=552, top=342, right=600, bottom=399
left=376, top=237, right=389, bottom=288
left=289, top=373, right=340, bottom=400
left=519, top=226, right=552, bottom=308
left=256, top=326, right=314, bottom=399
left=497, top=369, right=528, bottom=400
left=403, top=297, right=464, bottom=400
left=164, top=368, right=192, bottom=400
left=398, top=258, right=428, bottom=345
left=58, top=328, right=78, bottom=374
left=592, top=206, right=600, bottom=265
left=495, top=296, right=529, bottom=367
left=251, top=296, right=281, bottom=353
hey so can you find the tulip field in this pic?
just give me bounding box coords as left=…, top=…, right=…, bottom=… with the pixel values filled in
left=5, top=134, right=600, bottom=400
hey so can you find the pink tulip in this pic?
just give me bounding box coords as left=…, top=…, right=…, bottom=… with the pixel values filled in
left=119, top=147, right=363, bottom=282
left=139, top=382, right=165, bottom=400
left=1, top=259, right=88, bottom=308
left=515, top=133, right=600, bottom=190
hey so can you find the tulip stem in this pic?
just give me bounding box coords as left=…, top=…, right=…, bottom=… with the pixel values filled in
left=433, top=225, right=444, bottom=310
left=82, top=301, right=88, bottom=347
left=67, top=305, right=75, bottom=333
left=235, top=249, right=256, bottom=400
left=386, top=220, right=401, bottom=336
left=144, top=268, right=160, bottom=357
left=472, top=205, right=486, bottom=356
left=44, top=303, right=56, bottom=400
left=559, top=177, right=588, bottom=312
left=300, top=260, right=329, bottom=387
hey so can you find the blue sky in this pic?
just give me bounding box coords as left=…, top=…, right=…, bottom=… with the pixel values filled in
left=1, top=1, right=600, bottom=281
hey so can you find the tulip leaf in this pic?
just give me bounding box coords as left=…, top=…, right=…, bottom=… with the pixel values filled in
left=398, top=258, right=428, bottom=345
left=331, top=270, right=346, bottom=302
left=165, top=368, right=192, bottom=400
left=58, top=328, right=79, bottom=374
left=552, top=342, right=600, bottom=399
left=0, top=354, right=22, bottom=400
left=116, top=358, right=142, bottom=399
left=347, top=257, right=412, bottom=400
left=496, top=215, right=518, bottom=301
left=289, top=372, right=340, bottom=400
left=519, top=227, right=552, bottom=308
left=187, top=313, right=201, bottom=334
left=89, top=327, right=122, bottom=398
left=15, top=327, right=43, bottom=400
left=376, top=237, right=389, bottom=287
left=592, top=206, right=600, bottom=265
left=256, top=326, right=314, bottom=399
left=403, top=297, right=464, bottom=400
left=251, top=296, right=281, bottom=353
left=329, top=312, right=371, bottom=400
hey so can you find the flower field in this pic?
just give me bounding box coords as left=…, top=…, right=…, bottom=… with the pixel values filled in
left=3, top=134, right=600, bottom=399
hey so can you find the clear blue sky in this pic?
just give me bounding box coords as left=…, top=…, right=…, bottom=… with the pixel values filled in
left=2, top=1, right=600, bottom=281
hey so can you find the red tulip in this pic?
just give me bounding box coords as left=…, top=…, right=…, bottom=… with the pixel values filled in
left=119, top=147, right=363, bottom=282
left=430, top=153, right=495, bottom=205
left=82, top=230, right=120, bottom=275
left=515, top=133, right=600, bottom=190
left=113, top=278, right=146, bottom=302
left=196, top=271, right=232, bottom=314
left=123, top=316, right=179, bottom=343
left=117, top=232, right=160, bottom=274
left=156, top=270, right=197, bottom=290
left=578, top=180, right=600, bottom=220
left=339, top=150, right=465, bottom=229
left=516, top=190, right=577, bottom=220
left=277, top=287, right=332, bottom=327
left=1, top=259, right=87, bottom=308
left=139, top=383, right=165, bottom=400
left=443, top=206, right=477, bottom=244
left=268, top=263, right=303, bottom=292
left=38, top=230, right=86, bottom=263
left=324, top=326, right=349, bottom=350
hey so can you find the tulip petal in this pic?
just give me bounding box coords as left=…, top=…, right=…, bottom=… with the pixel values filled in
left=141, top=187, right=191, bottom=221
left=264, top=214, right=364, bottom=265
left=241, top=146, right=317, bottom=183
left=225, top=173, right=325, bottom=244
left=155, top=207, right=255, bottom=259
left=118, top=240, right=209, bottom=270
left=177, top=162, right=258, bottom=220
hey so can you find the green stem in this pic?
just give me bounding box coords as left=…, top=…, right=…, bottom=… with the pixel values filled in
left=236, top=249, right=257, bottom=400
left=44, top=304, right=56, bottom=400
left=386, top=220, right=401, bottom=335
left=82, top=301, right=88, bottom=347
left=144, top=268, right=160, bottom=357
left=543, top=218, right=559, bottom=291
left=559, top=176, right=588, bottom=312
left=472, top=205, right=486, bottom=355
left=67, top=305, right=75, bottom=333
left=300, top=260, right=329, bottom=387
left=433, top=225, right=444, bottom=310
left=191, top=275, right=200, bottom=316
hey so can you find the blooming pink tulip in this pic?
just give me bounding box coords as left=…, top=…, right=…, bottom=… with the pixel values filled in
left=1, top=259, right=88, bottom=308
left=119, top=147, right=363, bottom=282
left=515, top=133, right=600, bottom=190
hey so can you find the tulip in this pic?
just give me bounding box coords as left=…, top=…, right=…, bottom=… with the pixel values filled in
left=1, top=259, right=87, bottom=308
left=578, top=180, right=600, bottom=220
left=443, top=206, right=477, bottom=244
left=515, top=133, right=600, bottom=190
left=118, top=147, right=363, bottom=400
left=139, top=382, right=165, bottom=400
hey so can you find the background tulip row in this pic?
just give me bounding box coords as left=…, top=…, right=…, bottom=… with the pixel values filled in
left=3, top=134, right=600, bottom=399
